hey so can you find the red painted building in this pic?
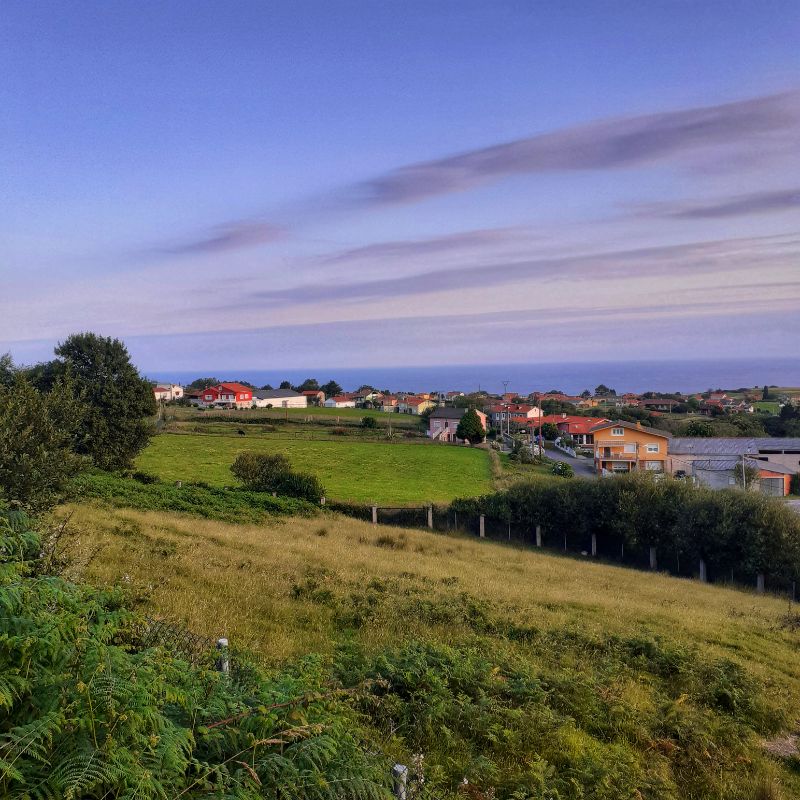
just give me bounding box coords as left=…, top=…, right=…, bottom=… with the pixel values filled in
left=199, top=382, right=253, bottom=408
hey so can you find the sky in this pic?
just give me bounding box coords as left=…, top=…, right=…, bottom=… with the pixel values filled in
left=2, top=1, right=800, bottom=371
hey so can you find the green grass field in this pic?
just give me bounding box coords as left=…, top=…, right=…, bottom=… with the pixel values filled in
left=169, top=404, right=421, bottom=426
left=137, top=432, right=493, bottom=504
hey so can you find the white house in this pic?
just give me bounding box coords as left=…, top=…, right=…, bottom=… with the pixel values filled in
left=252, top=389, right=308, bottom=409
left=153, top=384, right=184, bottom=402
left=324, top=395, right=356, bottom=408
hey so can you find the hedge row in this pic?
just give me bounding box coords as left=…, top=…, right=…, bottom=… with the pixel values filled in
left=451, top=475, right=800, bottom=582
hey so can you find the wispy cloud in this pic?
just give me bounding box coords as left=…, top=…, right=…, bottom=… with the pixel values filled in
left=633, top=187, right=800, bottom=220
left=321, top=227, right=526, bottom=264
left=222, top=233, right=800, bottom=307
left=355, top=90, right=800, bottom=205
left=159, top=220, right=286, bottom=255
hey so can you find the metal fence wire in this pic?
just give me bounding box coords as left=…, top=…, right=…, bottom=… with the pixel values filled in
left=135, top=616, right=217, bottom=664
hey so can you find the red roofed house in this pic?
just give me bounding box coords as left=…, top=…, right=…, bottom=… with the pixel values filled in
left=488, top=403, right=542, bottom=429
left=199, top=382, right=253, bottom=409
left=533, top=414, right=610, bottom=446
left=397, top=396, right=435, bottom=415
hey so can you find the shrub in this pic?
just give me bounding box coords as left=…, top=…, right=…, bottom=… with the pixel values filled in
left=274, top=470, right=325, bottom=503
left=230, top=452, right=326, bottom=502
left=230, top=452, right=293, bottom=492
left=360, top=416, right=378, bottom=429
left=550, top=461, right=574, bottom=478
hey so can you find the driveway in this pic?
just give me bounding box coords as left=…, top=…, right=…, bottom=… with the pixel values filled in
left=546, top=447, right=597, bottom=478
left=788, top=499, right=800, bottom=515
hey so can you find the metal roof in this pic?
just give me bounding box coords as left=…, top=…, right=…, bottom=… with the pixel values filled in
left=669, top=437, right=800, bottom=455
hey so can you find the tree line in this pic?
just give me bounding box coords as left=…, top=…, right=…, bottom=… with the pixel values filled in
left=451, top=474, right=800, bottom=586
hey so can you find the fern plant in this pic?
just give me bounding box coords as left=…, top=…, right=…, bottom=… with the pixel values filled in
left=0, top=505, right=391, bottom=800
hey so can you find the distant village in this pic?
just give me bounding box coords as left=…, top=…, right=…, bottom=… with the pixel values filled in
left=152, top=380, right=800, bottom=497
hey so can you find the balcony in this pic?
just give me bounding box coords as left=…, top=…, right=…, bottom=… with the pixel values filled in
left=596, top=451, right=637, bottom=461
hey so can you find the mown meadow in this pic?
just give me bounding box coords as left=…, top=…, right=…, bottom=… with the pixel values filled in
left=62, top=500, right=800, bottom=799
left=136, top=431, right=494, bottom=504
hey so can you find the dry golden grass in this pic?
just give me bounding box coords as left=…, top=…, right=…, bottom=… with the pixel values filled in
left=62, top=501, right=800, bottom=708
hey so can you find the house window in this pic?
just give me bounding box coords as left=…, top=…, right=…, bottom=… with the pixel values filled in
left=611, top=427, right=624, bottom=436
left=646, top=443, right=659, bottom=453
left=205, top=394, right=212, bottom=400
left=645, top=461, right=663, bottom=471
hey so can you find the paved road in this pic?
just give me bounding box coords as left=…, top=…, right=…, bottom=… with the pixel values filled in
left=546, top=448, right=597, bottom=477
left=788, top=499, right=800, bottom=515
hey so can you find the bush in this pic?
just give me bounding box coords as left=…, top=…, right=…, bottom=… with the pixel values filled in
left=550, top=461, right=574, bottom=478
left=360, top=416, right=378, bottom=429
left=230, top=452, right=292, bottom=492
left=274, top=471, right=325, bottom=503
left=230, top=452, right=326, bottom=502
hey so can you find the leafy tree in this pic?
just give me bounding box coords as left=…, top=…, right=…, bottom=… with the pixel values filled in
left=0, top=353, right=14, bottom=388
left=685, top=420, right=714, bottom=437
left=49, top=333, right=157, bottom=470
left=540, top=422, right=559, bottom=440
left=360, top=416, right=378, bottom=429
left=0, top=375, right=86, bottom=514
left=580, top=389, right=591, bottom=398
left=296, top=377, right=320, bottom=391
left=456, top=409, right=486, bottom=444
left=321, top=380, right=343, bottom=397
left=186, top=376, right=220, bottom=391
left=762, top=385, right=770, bottom=400
left=279, top=380, right=293, bottom=390
left=594, top=384, right=616, bottom=397
left=261, top=383, right=274, bottom=391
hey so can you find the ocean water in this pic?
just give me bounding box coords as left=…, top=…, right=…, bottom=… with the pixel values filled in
left=148, top=358, right=800, bottom=396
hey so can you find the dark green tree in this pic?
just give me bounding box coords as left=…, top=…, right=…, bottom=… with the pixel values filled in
left=0, top=374, right=86, bottom=514
left=685, top=420, right=714, bottom=437
left=762, top=385, right=770, bottom=400
left=52, top=333, right=157, bottom=470
left=186, top=376, right=220, bottom=391
left=321, top=380, right=343, bottom=397
left=360, top=416, right=378, bottom=429
left=296, top=377, right=320, bottom=391
left=456, top=409, right=486, bottom=444
left=540, top=422, right=559, bottom=440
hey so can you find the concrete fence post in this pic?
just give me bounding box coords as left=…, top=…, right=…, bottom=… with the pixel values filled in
left=371, top=505, right=378, bottom=525
left=591, top=533, right=597, bottom=557
left=535, top=525, right=542, bottom=547
left=756, top=573, right=765, bottom=594
left=216, top=638, right=230, bottom=675
left=427, top=505, right=433, bottom=529
left=699, top=559, right=707, bottom=583
left=649, top=546, right=657, bottom=571
left=320, top=496, right=326, bottom=506
left=391, top=764, right=408, bottom=800
left=175, top=480, right=182, bottom=488
left=479, top=515, right=485, bottom=538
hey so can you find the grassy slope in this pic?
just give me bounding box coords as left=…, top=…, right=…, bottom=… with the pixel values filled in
left=65, top=503, right=800, bottom=797
left=136, top=432, right=493, bottom=504
left=66, top=503, right=800, bottom=694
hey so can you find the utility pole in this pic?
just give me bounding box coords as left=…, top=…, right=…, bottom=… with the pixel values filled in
left=741, top=454, right=747, bottom=490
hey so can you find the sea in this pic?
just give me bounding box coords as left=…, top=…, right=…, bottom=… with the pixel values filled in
left=148, top=357, right=800, bottom=396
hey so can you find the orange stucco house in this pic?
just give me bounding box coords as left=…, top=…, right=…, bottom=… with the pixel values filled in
left=589, top=420, right=671, bottom=475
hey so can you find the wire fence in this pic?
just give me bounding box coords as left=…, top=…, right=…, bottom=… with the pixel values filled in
left=329, top=503, right=799, bottom=599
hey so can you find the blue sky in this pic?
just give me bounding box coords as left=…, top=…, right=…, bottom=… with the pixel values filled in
left=2, top=1, right=799, bottom=370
